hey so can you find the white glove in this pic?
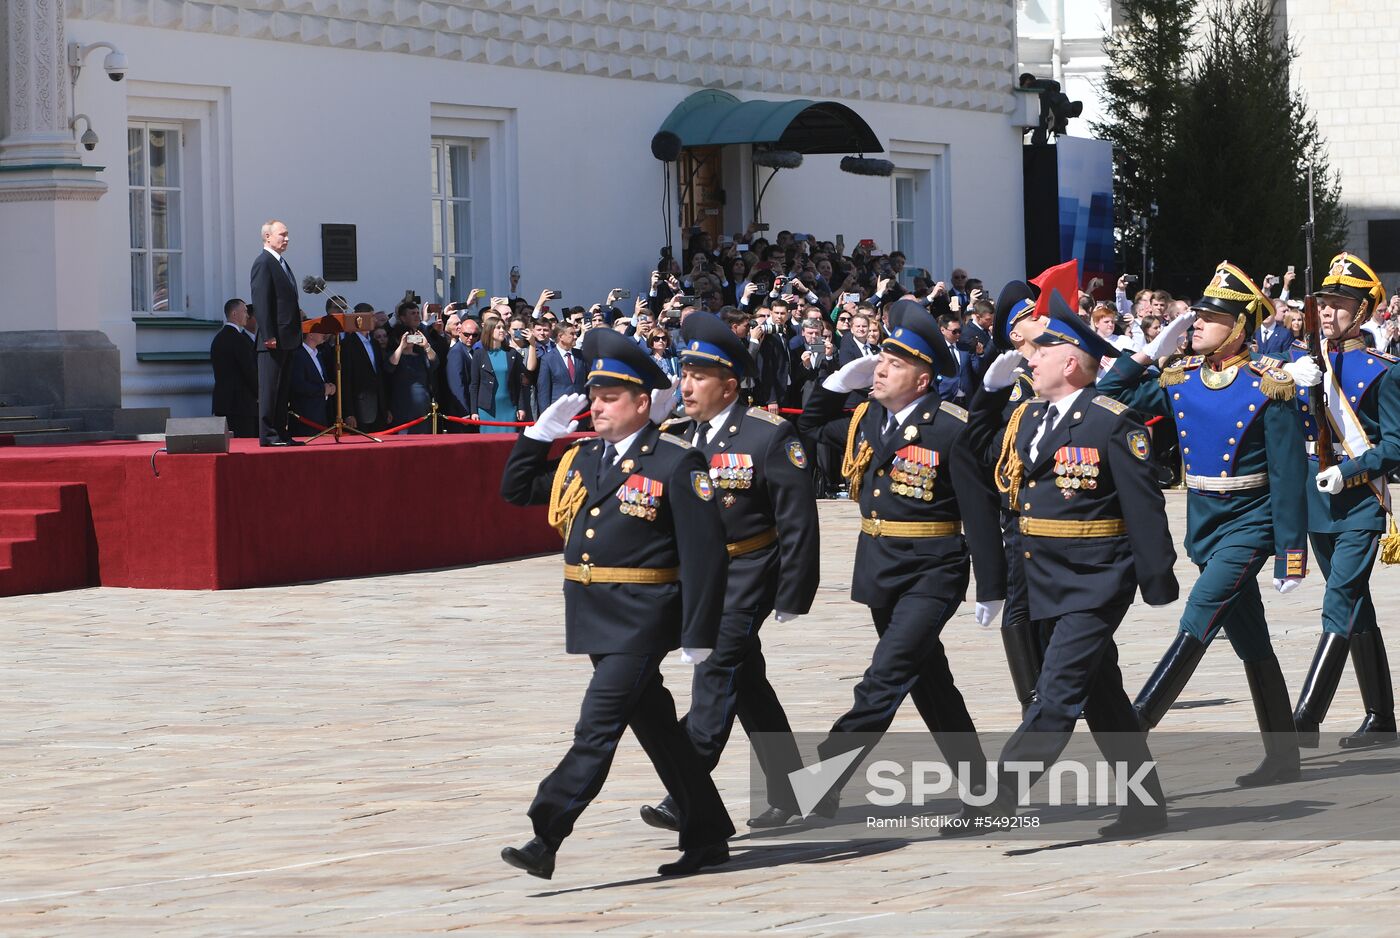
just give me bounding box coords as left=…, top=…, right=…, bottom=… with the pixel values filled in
left=981, top=351, right=1022, bottom=392
left=523, top=392, right=586, bottom=442
left=1143, top=312, right=1194, bottom=359
left=774, top=611, right=799, bottom=623
left=1316, top=464, right=1345, bottom=495
left=680, top=647, right=712, bottom=665
left=822, top=354, right=879, bottom=393
left=1283, top=356, right=1322, bottom=388
left=650, top=378, right=679, bottom=424
left=974, top=600, right=1004, bottom=628
left=1274, top=577, right=1303, bottom=595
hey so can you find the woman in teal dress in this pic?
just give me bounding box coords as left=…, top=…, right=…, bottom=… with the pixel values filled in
left=469, top=315, right=526, bottom=434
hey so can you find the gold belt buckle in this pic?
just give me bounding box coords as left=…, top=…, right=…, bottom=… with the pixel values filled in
left=870, top=518, right=882, bottom=535
left=578, top=562, right=593, bottom=586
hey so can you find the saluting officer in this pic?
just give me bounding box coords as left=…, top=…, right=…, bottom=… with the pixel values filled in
left=797, top=299, right=1006, bottom=814
left=1098, top=261, right=1308, bottom=787
left=498, top=328, right=734, bottom=879
left=1284, top=253, right=1399, bottom=748
left=951, top=295, right=1178, bottom=838
left=638, top=312, right=820, bottom=832
left=988, top=280, right=1050, bottom=714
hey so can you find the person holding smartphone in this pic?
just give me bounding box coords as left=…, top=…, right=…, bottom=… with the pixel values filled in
left=386, top=300, right=438, bottom=433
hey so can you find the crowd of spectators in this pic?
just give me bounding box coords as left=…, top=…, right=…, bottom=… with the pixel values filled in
left=210, top=223, right=1400, bottom=491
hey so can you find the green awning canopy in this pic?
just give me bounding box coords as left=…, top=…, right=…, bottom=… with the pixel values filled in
left=655, top=90, right=883, bottom=156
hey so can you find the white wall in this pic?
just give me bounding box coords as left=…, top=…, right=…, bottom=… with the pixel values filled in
left=61, top=18, right=1026, bottom=412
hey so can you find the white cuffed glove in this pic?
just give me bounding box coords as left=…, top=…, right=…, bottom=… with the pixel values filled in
left=1283, top=355, right=1323, bottom=388
left=774, top=611, right=800, bottom=623
left=974, top=600, right=1004, bottom=628
left=1316, top=464, right=1345, bottom=495
left=981, top=351, right=1022, bottom=392
left=523, top=392, right=587, bottom=442
left=650, top=377, right=679, bottom=424
left=1143, top=312, right=1194, bottom=359
left=680, top=647, right=712, bottom=665
left=822, top=354, right=879, bottom=393
left=1274, top=577, right=1303, bottom=595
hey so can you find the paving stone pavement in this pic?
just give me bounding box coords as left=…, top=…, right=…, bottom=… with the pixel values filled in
left=2, top=493, right=1398, bottom=935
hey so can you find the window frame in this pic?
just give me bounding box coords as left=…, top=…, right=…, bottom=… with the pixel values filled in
left=430, top=138, right=476, bottom=306
left=128, top=120, right=187, bottom=315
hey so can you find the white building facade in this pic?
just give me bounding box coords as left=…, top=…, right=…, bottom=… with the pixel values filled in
left=2, top=0, right=1028, bottom=416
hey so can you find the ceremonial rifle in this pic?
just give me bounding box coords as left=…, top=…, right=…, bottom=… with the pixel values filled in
left=1302, top=163, right=1333, bottom=470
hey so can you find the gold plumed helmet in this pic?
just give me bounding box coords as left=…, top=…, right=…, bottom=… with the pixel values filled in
left=1317, top=253, right=1386, bottom=325
left=1190, top=260, right=1272, bottom=346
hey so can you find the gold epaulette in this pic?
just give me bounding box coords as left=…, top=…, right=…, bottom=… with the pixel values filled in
left=1250, top=361, right=1296, bottom=401
left=658, top=417, right=692, bottom=434
left=1093, top=395, right=1129, bottom=415
left=659, top=432, right=692, bottom=448
left=746, top=406, right=786, bottom=426
left=939, top=401, right=968, bottom=423
left=1158, top=355, right=1203, bottom=388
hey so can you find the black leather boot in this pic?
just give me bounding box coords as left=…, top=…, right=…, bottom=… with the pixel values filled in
left=1237, top=654, right=1301, bottom=787
left=1291, top=633, right=1349, bottom=747
left=1339, top=630, right=1399, bottom=749
left=1133, top=632, right=1208, bottom=731
left=1001, top=620, right=1042, bottom=716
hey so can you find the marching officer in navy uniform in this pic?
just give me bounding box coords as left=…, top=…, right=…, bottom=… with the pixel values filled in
left=638, top=312, right=820, bottom=832
left=1098, top=261, right=1308, bottom=787
left=989, top=280, right=1050, bottom=714
left=951, top=294, right=1178, bottom=837
left=1282, top=253, right=1399, bottom=748
left=498, top=328, right=735, bottom=879
left=797, top=299, right=1006, bottom=813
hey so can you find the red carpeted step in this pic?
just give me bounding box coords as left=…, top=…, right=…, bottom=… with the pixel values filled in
left=0, top=482, right=93, bottom=596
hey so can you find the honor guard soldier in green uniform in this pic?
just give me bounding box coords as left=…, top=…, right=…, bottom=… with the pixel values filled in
left=1283, top=253, right=1399, bottom=748
left=989, top=280, right=1050, bottom=714
left=797, top=299, right=1007, bottom=814
left=498, top=328, right=734, bottom=879
left=1098, top=261, right=1308, bottom=787
left=951, top=295, right=1178, bottom=837
left=638, top=312, right=820, bottom=832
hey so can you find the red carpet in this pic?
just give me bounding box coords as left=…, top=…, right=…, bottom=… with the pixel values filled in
left=0, top=434, right=569, bottom=593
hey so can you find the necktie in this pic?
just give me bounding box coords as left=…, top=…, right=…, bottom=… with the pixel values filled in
left=597, top=443, right=617, bottom=487
left=1031, top=406, right=1058, bottom=463
left=693, top=421, right=711, bottom=447
left=279, top=256, right=293, bottom=283
left=565, top=352, right=575, bottom=383
left=881, top=415, right=899, bottom=448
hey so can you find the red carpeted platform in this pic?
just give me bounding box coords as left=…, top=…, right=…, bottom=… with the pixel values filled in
left=0, top=434, right=568, bottom=593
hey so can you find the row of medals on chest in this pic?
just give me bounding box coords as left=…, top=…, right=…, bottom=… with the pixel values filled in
left=1054, top=453, right=1099, bottom=492
left=891, top=454, right=936, bottom=501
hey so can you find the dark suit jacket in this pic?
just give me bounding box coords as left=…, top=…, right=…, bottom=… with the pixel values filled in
left=500, top=424, right=728, bottom=653
left=445, top=341, right=474, bottom=416
left=210, top=324, right=257, bottom=419
left=289, top=344, right=332, bottom=429
left=250, top=250, right=301, bottom=350
left=1254, top=325, right=1293, bottom=356
left=469, top=345, right=526, bottom=418
left=340, top=332, right=387, bottom=430
left=536, top=345, right=587, bottom=410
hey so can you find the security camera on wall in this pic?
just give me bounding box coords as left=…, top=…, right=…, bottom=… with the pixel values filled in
left=104, top=50, right=128, bottom=81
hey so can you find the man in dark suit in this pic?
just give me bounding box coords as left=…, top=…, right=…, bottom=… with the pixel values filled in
left=340, top=302, right=388, bottom=432
left=937, top=314, right=977, bottom=404
left=640, top=312, right=820, bottom=831
left=210, top=297, right=258, bottom=437
left=498, top=328, right=733, bottom=879
left=250, top=220, right=303, bottom=446
left=1253, top=300, right=1294, bottom=356
left=290, top=329, right=334, bottom=432
left=950, top=296, right=1178, bottom=838
left=534, top=321, right=586, bottom=410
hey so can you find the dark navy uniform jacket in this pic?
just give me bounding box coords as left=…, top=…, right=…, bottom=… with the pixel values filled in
left=662, top=405, right=820, bottom=616
left=799, top=384, right=1006, bottom=609
left=501, top=423, right=728, bottom=654
left=969, top=385, right=1179, bottom=619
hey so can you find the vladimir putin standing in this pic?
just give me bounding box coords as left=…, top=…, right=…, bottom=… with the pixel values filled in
left=250, top=220, right=303, bottom=446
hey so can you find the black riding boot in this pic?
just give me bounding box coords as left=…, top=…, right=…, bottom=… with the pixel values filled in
left=1237, top=654, right=1301, bottom=787
left=1339, top=630, right=1398, bottom=749
left=1133, top=632, right=1208, bottom=731
left=1001, top=620, right=1043, bottom=717
left=1291, top=633, right=1349, bottom=748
